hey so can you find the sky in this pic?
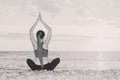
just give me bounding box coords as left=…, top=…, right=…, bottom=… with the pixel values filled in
left=0, top=0, right=120, bottom=51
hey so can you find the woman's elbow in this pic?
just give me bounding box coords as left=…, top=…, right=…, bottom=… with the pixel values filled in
left=48, top=28, right=52, bottom=31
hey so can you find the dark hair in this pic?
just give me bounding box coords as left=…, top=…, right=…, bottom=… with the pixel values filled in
left=36, top=30, right=45, bottom=39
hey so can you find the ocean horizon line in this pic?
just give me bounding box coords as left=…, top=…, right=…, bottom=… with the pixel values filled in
left=0, top=50, right=120, bottom=53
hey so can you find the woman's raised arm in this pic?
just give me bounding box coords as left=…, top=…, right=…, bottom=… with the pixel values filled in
left=29, top=15, right=39, bottom=50
left=40, top=15, right=52, bottom=47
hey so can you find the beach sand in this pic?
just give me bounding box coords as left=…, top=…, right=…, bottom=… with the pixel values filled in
left=0, top=51, right=120, bottom=80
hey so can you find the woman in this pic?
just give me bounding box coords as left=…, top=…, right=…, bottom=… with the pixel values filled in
left=29, top=13, right=52, bottom=68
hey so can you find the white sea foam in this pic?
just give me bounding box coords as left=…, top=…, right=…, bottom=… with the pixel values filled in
left=0, top=51, right=120, bottom=80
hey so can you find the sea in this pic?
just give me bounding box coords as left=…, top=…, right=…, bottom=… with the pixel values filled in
left=0, top=51, right=120, bottom=80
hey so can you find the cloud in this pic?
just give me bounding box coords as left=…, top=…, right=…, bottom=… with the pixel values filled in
left=32, top=0, right=61, bottom=13
left=0, top=0, right=35, bottom=14
left=0, top=0, right=28, bottom=6
left=66, top=0, right=120, bottom=25
left=0, top=33, right=29, bottom=39
left=0, top=0, right=119, bottom=31
left=0, top=33, right=97, bottom=41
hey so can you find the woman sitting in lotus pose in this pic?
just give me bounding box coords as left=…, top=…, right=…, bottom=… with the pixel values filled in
left=29, top=12, right=52, bottom=68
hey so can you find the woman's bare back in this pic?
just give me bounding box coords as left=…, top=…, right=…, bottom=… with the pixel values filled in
left=34, top=48, right=48, bottom=58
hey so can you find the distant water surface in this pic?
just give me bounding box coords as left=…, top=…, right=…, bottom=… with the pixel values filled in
left=0, top=51, right=120, bottom=70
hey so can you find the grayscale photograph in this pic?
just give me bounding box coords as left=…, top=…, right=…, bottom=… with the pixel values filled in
left=0, top=0, right=120, bottom=80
